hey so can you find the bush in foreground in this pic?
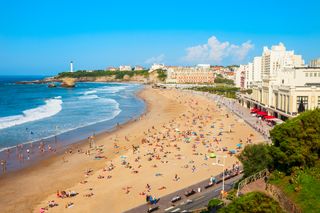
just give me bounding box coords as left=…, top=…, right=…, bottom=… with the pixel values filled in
left=218, top=192, right=285, bottom=213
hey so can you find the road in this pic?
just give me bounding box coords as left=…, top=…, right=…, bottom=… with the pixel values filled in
left=124, top=172, right=242, bottom=213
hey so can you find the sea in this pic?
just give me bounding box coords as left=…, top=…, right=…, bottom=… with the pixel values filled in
left=0, top=76, right=146, bottom=152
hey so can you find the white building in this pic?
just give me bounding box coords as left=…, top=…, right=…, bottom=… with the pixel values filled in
left=261, top=42, right=304, bottom=77
left=197, top=64, right=211, bottom=69
left=246, top=63, right=254, bottom=89
left=309, top=58, right=320, bottom=67
left=235, top=66, right=246, bottom=89
left=238, top=43, right=320, bottom=120
left=253, top=56, right=262, bottom=82
left=166, top=66, right=215, bottom=84
left=119, top=65, right=132, bottom=71
left=149, top=64, right=166, bottom=73
left=134, top=65, right=144, bottom=71
left=235, top=65, right=248, bottom=89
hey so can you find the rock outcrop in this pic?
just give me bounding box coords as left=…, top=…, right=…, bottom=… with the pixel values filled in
left=61, top=78, right=76, bottom=88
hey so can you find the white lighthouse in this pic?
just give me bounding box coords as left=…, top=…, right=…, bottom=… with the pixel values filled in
left=70, top=61, right=74, bottom=72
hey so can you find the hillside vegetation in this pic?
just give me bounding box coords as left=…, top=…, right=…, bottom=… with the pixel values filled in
left=236, top=108, right=320, bottom=212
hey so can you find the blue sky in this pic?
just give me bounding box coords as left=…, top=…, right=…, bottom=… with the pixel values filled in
left=0, top=0, right=319, bottom=75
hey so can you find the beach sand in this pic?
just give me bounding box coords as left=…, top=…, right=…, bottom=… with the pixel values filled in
left=0, top=86, right=264, bottom=213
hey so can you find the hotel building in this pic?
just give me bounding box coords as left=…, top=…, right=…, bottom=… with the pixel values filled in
left=238, top=43, right=320, bottom=120
left=166, top=66, right=215, bottom=84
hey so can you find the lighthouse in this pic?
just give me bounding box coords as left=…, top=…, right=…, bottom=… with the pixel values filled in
left=70, top=61, right=74, bottom=73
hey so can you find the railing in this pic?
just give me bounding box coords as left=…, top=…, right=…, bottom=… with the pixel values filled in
left=236, top=169, right=302, bottom=213
left=236, top=168, right=269, bottom=197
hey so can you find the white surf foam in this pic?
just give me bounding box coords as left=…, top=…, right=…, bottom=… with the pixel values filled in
left=78, top=95, right=99, bottom=100
left=83, top=90, right=97, bottom=95
left=0, top=98, right=63, bottom=130
left=97, top=85, right=129, bottom=93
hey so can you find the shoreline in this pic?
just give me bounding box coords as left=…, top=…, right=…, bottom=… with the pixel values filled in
left=0, top=87, right=264, bottom=213
left=0, top=84, right=147, bottom=173
left=0, top=86, right=177, bottom=212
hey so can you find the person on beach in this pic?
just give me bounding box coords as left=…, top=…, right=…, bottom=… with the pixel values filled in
left=1, top=160, right=7, bottom=173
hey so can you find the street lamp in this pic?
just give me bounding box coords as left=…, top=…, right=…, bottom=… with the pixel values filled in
left=212, top=155, right=227, bottom=195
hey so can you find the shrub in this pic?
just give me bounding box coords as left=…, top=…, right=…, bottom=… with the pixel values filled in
left=218, top=192, right=285, bottom=213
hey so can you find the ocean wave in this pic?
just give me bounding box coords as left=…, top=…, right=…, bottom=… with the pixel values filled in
left=0, top=98, right=63, bottom=130
left=83, top=90, right=97, bottom=95
left=97, top=85, right=129, bottom=93
left=79, top=95, right=99, bottom=100
left=0, top=97, right=121, bottom=152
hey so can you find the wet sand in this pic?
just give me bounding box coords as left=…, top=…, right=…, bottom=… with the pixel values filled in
left=0, top=87, right=264, bottom=213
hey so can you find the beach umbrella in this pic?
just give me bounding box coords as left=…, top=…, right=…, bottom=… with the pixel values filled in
left=209, top=153, right=216, bottom=158
left=229, top=150, right=236, bottom=154
left=236, top=143, right=242, bottom=148
left=120, top=155, right=127, bottom=159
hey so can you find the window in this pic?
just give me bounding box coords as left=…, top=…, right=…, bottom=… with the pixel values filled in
left=318, top=96, right=320, bottom=108
left=306, top=73, right=308, bottom=77
left=297, top=96, right=308, bottom=111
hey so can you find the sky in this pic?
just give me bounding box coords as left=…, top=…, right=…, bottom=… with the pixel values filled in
left=0, top=0, right=319, bottom=75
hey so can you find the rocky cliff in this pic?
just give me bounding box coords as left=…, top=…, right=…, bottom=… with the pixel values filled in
left=59, top=71, right=163, bottom=84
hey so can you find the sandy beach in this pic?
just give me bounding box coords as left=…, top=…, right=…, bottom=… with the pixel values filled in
left=0, top=86, right=264, bottom=213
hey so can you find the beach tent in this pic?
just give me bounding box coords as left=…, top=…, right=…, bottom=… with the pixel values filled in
left=209, top=153, right=216, bottom=158
left=184, top=138, right=191, bottom=143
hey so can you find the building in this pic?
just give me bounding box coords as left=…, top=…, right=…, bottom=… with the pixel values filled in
left=197, top=64, right=211, bottom=69
left=235, top=65, right=248, bottom=89
left=106, top=67, right=118, bottom=71
left=238, top=43, right=320, bottom=120
left=261, top=42, right=304, bottom=77
left=253, top=56, right=262, bottom=82
left=309, top=58, right=320, bottom=67
left=166, top=66, right=215, bottom=84
left=149, top=64, right=165, bottom=72
left=119, top=65, right=132, bottom=71
left=134, top=65, right=144, bottom=71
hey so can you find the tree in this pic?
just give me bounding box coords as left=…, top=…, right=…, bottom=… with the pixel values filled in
left=156, top=69, right=167, bottom=81
left=269, top=109, right=320, bottom=173
left=208, top=198, right=224, bottom=211
left=237, top=144, right=273, bottom=177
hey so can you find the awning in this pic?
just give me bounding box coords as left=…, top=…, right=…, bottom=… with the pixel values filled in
left=264, top=115, right=276, bottom=120
left=250, top=108, right=259, bottom=113
left=257, top=111, right=268, bottom=116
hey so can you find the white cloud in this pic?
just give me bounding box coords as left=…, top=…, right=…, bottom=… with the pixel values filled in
left=183, top=36, right=253, bottom=64
left=145, top=54, right=165, bottom=64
